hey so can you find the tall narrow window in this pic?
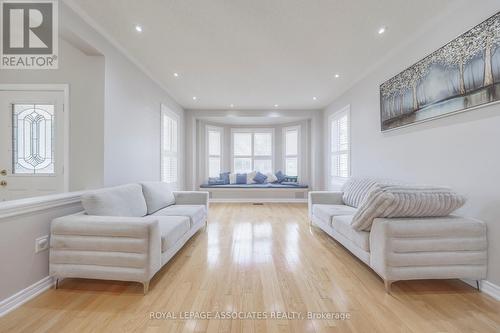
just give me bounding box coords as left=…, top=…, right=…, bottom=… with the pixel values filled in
left=161, top=105, right=179, bottom=189
left=207, top=126, right=222, bottom=178
left=283, top=126, right=299, bottom=177
left=329, top=106, right=350, bottom=188
left=232, top=129, right=273, bottom=174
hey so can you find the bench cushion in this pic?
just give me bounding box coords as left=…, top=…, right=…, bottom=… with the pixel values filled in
left=153, top=205, right=206, bottom=227
left=312, top=204, right=357, bottom=224
left=157, top=216, right=190, bottom=252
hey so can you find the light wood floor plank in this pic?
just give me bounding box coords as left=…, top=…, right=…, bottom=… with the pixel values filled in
left=0, top=203, right=499, bottom=333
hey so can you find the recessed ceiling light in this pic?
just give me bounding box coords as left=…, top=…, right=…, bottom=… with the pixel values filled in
left=274, top=104, right=279, bottom=108
left=378, top=26, right=386, bottom=34
left=230, top=104, right=234, bottom=108
left=173, top=72, right=179, bottom=77
left=312, top=96, right=317, bottom=100
left=192, top=96, right=197, bottom=100
left=334, top=73, right=340, bottom=78
left=135, top=25, right=143, bottom=32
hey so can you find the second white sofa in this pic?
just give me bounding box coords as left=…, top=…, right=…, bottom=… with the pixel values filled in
left=309, top=178, right=487, bottom=292
left=49, top=182, right=209, bottom=293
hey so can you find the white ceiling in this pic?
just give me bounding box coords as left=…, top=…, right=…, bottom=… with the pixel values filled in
left=69, top=0, right=457, bottom=110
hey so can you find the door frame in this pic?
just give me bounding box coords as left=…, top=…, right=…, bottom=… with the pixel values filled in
left=0, top=84, right=70, bottom=192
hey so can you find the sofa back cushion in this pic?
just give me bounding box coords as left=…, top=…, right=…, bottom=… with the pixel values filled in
left=81, top=184, right=147, bottom=217
left=140, top=181, right=176, bottom=214
left=351, top=184, right=467, bottom=231
left=342, top=177, right=401, bottom=208
left=342, top=178, right=380, bottom=208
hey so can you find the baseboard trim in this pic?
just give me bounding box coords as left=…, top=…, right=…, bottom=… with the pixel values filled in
left=480, top=280, right=500, bottom=301
left=209, top=198, right=307, bottom=203
left=0, top=276, right=54, bottom=317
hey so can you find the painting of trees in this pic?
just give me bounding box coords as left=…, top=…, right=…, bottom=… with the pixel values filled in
left=380, top=12, right=500, bottom=131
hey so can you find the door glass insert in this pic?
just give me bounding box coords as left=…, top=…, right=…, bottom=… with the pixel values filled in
left=12, top=104, right=55, bottom=174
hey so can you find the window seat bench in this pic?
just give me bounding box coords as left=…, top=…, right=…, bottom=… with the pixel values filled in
left=199, top=183, right=309, bottom=202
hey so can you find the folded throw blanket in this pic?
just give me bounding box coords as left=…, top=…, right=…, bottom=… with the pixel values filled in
left=351, top=184, right=466, bottom=231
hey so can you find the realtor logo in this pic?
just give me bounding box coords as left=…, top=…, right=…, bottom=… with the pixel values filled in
left=1, top=0, right=58, bottom=69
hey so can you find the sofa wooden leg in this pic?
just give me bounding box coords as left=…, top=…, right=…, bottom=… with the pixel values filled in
left=54, top=278, right=59, bottom=289
left=143, top=281, right=150, bottom=294
left=476, top=280, right=480, bottom=291
left=384, top=280, right=393, bottom=294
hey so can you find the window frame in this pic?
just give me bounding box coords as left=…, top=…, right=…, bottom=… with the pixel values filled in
left=230, top=128, right=274, bottom=174
left=160, top=104, right=180, bottom=189
left=328, top=105, right=351, bottom=189
left=282, top=125, right=300, bottom=178
left=205, top=125, right=223, bottom=179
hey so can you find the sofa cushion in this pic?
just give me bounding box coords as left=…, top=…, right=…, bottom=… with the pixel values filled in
left=312, top=204, right=357, bottom=224
left=342, top=178, right=379, bottom=208
left=140, top=181, right=176, bottom=214
left=156, top=216, right=190, bottom=252
left=331, top=215, right=370, bottom=251
left=351, top=184, right=467, bottom=231
left=152, top=205, right=206, bottom=227
left=81, top=184, right=147, bottom=217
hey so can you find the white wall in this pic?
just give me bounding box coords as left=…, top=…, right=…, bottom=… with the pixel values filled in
left=60, top=2, right=185, bottom=188
left=323, top=1, right=500, bottom=286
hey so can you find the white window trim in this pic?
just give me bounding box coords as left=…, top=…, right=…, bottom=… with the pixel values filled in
left=328, top=105, right=351, bottom=190
left=205, top=125, right=223, bottom=179
left=160, top=104, right=180, bottom=189
left=230, top=128, right=274, bottom=173
left=282, top=125, right=300, bottom=178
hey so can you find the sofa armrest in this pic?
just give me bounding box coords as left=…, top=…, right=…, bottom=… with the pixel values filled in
left=369, top=216, right=487, bottom=282
left=50, top=214, right=161, bottom=281
left=173, top=191, right=209, bottom=208
left=308, top=191, right=344, bottom=220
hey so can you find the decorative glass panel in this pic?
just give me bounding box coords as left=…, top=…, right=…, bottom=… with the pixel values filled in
left=254, top=159, right=272, bottom=174
left=254, top=133, right=272, bottom=156
left=12, top=104, right=55, bottom=174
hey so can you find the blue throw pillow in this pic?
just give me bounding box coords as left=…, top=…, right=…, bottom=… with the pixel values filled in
left=253, top=171, right=268, bottom=184
left=236, top=173, right=247, bottom=184
left=219, top=172, right=230, bottom=185
left=208, top=177, right=225, bottom=185
left=275, top=170, right=286, bottom=183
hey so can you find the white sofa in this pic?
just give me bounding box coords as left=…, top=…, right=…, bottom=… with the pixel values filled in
left=309, top=180, right=487, bottom=292
left=49, top=182, right=209, bottom=293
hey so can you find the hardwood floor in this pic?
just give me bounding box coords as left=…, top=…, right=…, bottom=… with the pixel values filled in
left=1, top=203, right=499, bottom=332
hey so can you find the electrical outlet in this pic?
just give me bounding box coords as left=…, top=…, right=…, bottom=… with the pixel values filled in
left=35, top=235, right=49, bottom=253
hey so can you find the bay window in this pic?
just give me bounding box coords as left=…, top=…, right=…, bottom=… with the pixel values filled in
left=283, top=126, right=300, bottom=177
left=206, top=126, right=223, bottom=178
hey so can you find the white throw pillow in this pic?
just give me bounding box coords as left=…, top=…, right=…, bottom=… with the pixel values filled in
left=351, top=184, right=466, bottom=231
left=266, top=172, right=278, bottom=183
left=140, top=181, right=176, bottom=214
left=247, top=171, right=257, bottom=184
left=81, top=184, right=147, bottom=217
left=229, top=173, right=237, bottom=184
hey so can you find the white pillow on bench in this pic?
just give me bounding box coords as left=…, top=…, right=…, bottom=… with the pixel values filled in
left=351, top=184, right=466, bottom=231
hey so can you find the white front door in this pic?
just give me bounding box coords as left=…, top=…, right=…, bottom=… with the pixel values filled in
left=0, top=90, right=66, bottom=201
